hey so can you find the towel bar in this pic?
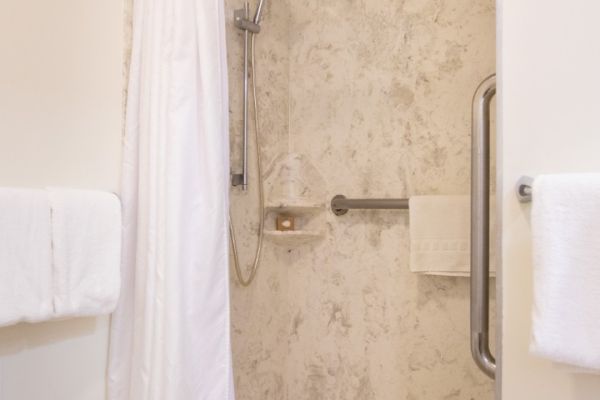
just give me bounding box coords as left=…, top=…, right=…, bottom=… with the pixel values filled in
left=333, top=177, right=533, bottom=215
left=331, top=195, right=409, bottom=216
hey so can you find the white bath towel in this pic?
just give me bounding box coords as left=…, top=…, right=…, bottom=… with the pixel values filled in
left=48, top=188, right=122, bottom=318
left=530, top=174, right=600, bottom=370
left=0, top=188, right=53, bottom=327
left=409, top=195, right=496, bottom=276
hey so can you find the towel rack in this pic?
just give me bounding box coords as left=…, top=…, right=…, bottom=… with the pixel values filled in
left=330, top=195, right=409, bottom=216
left=331, top=177, right=533, bottom=215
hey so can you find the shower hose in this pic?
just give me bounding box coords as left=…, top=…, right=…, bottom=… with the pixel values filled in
left=229, top=33, right=264, bottom=287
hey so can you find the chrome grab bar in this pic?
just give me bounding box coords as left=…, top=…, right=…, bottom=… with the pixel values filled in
left=330, top=195, right=409, bottom=216
left=470, top=74, right=496, bottom=379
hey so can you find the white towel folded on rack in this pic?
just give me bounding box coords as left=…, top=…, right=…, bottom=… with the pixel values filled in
left=0, top=188, right=54, bottom=326
left=409, top=195, right=496, bottom=277
left=530, top=174, right=600, bottom=370
left=0, top=187, right=122, bottom=327
left=48, top=188, right=122, bottom=318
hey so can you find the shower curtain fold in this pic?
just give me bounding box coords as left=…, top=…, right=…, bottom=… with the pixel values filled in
left=107, top=0, right=233, bottom=399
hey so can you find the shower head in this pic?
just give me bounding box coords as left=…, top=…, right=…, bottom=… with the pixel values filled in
left=253, top=0, right=266, bottom=24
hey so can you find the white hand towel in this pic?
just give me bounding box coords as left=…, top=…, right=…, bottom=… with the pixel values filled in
left=48, top=188, right=122, bottom=318
left=530, top=174, right=600, bottom=370
left=409, top=195, right=496, bottom=276
left=0, top=188, right=53, bottom=327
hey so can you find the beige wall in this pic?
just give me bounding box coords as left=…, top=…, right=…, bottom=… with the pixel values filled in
left=0, top=1, right=123, bottom=399
left=499, top=0, right=600, bottom=398
left=227, top=1, right=496, bottom=399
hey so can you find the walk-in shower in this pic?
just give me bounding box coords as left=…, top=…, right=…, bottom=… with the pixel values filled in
left=229, top=0, right=267, bottom=286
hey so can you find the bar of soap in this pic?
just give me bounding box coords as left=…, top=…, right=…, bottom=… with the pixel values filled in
left=276, top=214, right=295, bottom=231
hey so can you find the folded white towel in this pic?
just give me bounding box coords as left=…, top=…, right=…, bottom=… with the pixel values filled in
left=0, top=187, right=121, bottom=327
left=409, top=195, right=496, bottom=276
left=530, top=174, right=600, bottom=370
left=48, top=188, right=122, bottom=318
left=0, top=188, right=54, bottom=327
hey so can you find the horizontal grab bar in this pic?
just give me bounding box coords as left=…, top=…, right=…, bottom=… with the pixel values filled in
left=332, top=175, right=533, bottom=216
left=331, top=195, right=409, bottom=216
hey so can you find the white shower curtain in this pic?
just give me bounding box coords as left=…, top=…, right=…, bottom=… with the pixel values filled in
left=107, top=0, right=233, bottom=399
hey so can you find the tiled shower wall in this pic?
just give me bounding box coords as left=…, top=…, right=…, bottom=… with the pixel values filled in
left=226, top=0, right=496, bottom=399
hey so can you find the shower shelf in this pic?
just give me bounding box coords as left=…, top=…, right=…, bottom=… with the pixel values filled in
left=265, top=202, right=324, bottom=215
left=262, top=153, right=327, bottom=246
left=263, top=229, right=323, bottom=245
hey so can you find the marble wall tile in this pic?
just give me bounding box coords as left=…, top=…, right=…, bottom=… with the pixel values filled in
left=284, top=1, right=496, bottom=399
left=228, top=0, right=496, bottom=399
left=224, top=1, right=292, bottom=399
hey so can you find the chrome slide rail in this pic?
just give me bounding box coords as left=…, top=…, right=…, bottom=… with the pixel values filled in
left=231, top=1, right=266, bottom=190
left=231, top=4, right=256, bottom=190
left=470, top=74, right=497, bottom=379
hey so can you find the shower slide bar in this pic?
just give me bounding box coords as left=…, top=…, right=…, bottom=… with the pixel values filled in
left=231, top=4, right=255, bottom=190
left=231, top=1, right=267, bottom=191
left=330, top=195, right=409, bottom=216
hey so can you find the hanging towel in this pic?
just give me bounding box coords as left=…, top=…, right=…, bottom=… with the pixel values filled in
left=530, top=173, right=600, bottom=370
left=409, top=195, right=496, bottom=276
left=0, top=188, right=53, bottom=327
left=48, top=188, right=122, bottom=318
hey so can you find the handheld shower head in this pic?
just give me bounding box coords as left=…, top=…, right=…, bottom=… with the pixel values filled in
left=253, top=0, right=266, bottom=24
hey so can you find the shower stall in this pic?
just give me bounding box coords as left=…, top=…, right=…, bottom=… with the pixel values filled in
left=227, top=0, right=497, bottom=399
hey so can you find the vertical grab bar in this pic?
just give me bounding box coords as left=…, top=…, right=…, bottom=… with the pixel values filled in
left=470, top=74, right=496, bottom=379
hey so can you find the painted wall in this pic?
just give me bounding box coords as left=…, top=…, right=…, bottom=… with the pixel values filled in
left=499, top=0, right=600, bottom=398
left=0, top=1, right=123, bottom=399
left=226, top=0, right=496, bottom=399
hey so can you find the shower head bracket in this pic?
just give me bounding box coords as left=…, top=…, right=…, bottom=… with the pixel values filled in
left=234, top=9, right=261, bottom=34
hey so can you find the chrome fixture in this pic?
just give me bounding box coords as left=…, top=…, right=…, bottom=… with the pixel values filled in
left=253, top=0, right=266, bottom=23
left=470, top=74, right=497, bottom=379
left=516, top=176, right=534, bottom=203
left=231, top=0, right=267, bottom=190
left=331, top=195, right=409, bottom=216
left=229, top=0, right=268, bottom=287
left=234, top=8, right=260, bottom=34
